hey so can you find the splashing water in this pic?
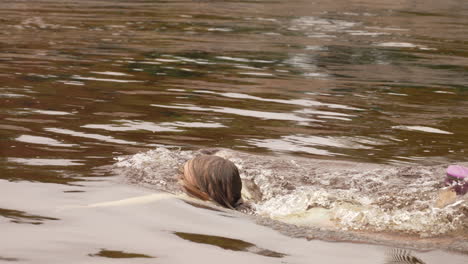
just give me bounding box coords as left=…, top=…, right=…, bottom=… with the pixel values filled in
left=113, top=147, right=467, bottom=240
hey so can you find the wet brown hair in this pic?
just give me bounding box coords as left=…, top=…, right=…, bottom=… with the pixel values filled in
left=179, top=155, right=242, bottom=209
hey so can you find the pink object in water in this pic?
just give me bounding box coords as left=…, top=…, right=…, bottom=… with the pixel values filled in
left=446, top=165, right=468, bottom=195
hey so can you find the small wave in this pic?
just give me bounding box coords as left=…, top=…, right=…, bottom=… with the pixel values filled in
left=58, top=80, right=85, bottom=86
left=90, top=71, right=133, bottom=76
left=81, top=120, right=225, bottom=132
left=288, top=16, right=357, bottom=33
left=188, top=90, right=361, bottom=111
left=0, top=93, right=30, bottom=98
left=392, top=126, right=453, bottom=135
left=8, top=158, right=84, bottom=166
left=30, top=109, right=73, bottom=116
left=150, top=103, right=316, bottom=122
left=71, top=75, right=143, bottom=83
left=239, top=72, right=275, bottom=77
left=16, top=135, right=76, bottom=147
left=376, top=42, right=436, bottom=50
left=45, top=127, right=140, bottom=145
left=246, top=135, right=378, bottom=156
left=82, top=120, right=181, bottom=133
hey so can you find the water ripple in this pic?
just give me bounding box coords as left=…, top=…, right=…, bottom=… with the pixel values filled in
left=151, top=103, right=317, bottom=123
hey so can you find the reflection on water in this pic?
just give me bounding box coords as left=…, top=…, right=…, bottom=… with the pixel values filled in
left=1, top=0, right=468, bottom=263
left=174, top=232, right=286, bottom=258
left=0, top=256, right=20, bottom=262
left=384, top=248, right=426, bottom=264
left=0, top=208, right=59, bottom=225
left=88, top=249, right=154, bottom=259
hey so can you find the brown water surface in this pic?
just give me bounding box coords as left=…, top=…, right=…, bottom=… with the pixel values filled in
left=1, top=0, right=468, bottom=263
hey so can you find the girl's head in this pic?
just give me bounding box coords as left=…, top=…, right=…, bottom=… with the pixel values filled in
left=180, top=155, right=242, bottom=208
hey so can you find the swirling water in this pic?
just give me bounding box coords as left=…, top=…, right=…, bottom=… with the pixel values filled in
left=1, top=0, right=468, bottom=263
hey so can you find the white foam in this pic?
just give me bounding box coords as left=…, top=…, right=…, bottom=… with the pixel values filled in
left=255, top=170, right=466, bottom=236
left=113, top=147, right=468, bottom=237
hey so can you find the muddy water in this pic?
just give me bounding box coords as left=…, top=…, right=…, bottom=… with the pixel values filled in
left=1, top=0, right=468, bottom=263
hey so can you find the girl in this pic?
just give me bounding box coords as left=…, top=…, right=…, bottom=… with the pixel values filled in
left=179, top=155, right=242, bottom=209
